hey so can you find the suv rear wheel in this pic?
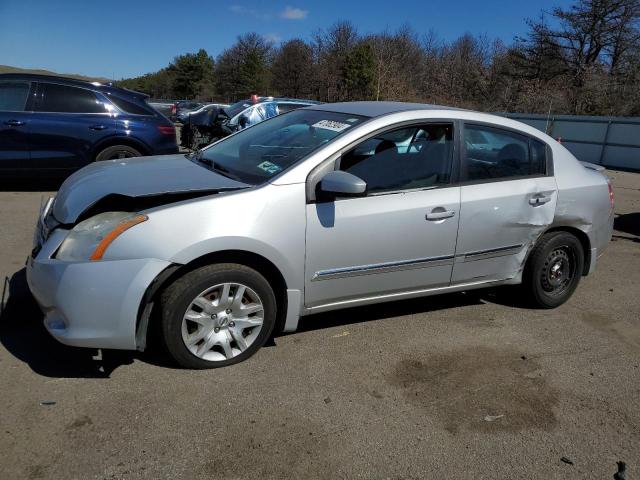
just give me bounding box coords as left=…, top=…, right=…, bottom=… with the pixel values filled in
left=95, top=145, right=141, bottom=161
left=523, top=231, right=584, bottom=308
left=159, top=264, right=277, bottom=369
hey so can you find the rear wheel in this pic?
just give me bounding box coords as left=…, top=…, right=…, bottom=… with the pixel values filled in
left=95, top=145, right=141, bottom=161
left=523, top=231, right=584, bottom=308
left=159, top=264, right=277, bottom=369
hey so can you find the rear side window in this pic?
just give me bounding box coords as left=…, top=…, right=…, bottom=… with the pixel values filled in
left=35, top=83, right=108, bottom=113
left=108, top=95, right=152, bottom=115
left=462, top=124, right=546, bottom=181
left=0, top=81, right=30, bottom=111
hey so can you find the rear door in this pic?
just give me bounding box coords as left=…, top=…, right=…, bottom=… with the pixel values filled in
left=452, top=122, right=556, bottom=284
left=29, top=82, right=115, bottom=170
left=0, top=79, right=33, bottom=171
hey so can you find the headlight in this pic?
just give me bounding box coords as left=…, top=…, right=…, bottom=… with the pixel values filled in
left=56, top=212, right=148, bottom=261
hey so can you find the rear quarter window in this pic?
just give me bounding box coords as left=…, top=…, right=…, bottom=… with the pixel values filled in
left=108, top=95, right=153, bottom=115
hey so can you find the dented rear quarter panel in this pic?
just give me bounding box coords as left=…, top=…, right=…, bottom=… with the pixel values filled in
left=550, top=142, right=613, bottom=261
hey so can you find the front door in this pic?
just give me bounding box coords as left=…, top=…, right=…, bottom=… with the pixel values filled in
left=305, top=122, right=460, bottom=308
left=452, top=123, right=557, bottom=284
left=0, top=80, right=32, bottom=172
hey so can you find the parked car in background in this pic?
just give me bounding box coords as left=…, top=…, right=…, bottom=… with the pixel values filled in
left=148, top=100, right=177, bottom=120
left=180, top=97, right=321, bottom=149
left=174, top=100, right=202, bottom=122
left=0, top=74, right=178, bottom=177
left=177, top=103, right=229, bottom=124
left=28, top=102, right=613, bottom=369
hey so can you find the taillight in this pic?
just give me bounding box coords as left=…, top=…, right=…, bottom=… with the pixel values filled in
left=158, top=125, right=175, bottom=135
left=608, top=181, right=615, bottom=213
left=171, top=104, right=177, bottom=114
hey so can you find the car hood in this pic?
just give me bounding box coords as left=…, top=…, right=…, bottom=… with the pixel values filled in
left=53, top=154, right=250, bottom=224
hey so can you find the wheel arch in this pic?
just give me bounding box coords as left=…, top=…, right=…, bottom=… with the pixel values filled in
left=91, top=135, right=151, bottom=161
left=533, top=225, right=592, bottom=276
left=136, top=249, right=289, bottom=350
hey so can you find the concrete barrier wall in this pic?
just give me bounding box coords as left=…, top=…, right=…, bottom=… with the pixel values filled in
left=499, top=113, right=640, bottom=170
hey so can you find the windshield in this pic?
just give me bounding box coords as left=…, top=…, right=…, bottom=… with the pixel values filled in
left=199, top=109, right=367, bottom=184
left=223, top=100, right=253, bottom=118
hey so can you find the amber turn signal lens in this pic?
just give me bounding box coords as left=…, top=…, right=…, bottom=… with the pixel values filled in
left=90, top=214, right=148, bottom=260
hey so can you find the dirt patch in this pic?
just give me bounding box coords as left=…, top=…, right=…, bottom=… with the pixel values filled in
left=26, top=464, right=47, bottom=479
left=65, top=415, right=93, bottom=431
left=580, top=311, right=640, bottom=348
left=388, top=346, right=559, bottom=434
left=203, top=413, right=337, bottom=480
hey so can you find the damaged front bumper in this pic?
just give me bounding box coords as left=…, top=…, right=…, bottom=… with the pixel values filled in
left=27, top=228, right=171, bottom=350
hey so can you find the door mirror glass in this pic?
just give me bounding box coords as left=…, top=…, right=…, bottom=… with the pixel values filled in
left=319, top=170, right=367, bottom=198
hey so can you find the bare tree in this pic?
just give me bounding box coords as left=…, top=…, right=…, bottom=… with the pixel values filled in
left=120, top=1, right=640, bottom=116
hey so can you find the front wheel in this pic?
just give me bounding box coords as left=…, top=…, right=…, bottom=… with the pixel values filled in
left=159, top=264, right=277, bottom=369
left=523, top=231, right=584, bottom=308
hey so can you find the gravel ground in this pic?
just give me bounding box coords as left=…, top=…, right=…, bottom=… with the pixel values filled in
left=0, top=170, right=638, bottom=480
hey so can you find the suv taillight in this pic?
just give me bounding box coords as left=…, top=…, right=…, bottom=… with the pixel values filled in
left=158, top=125, right=175, bottom=135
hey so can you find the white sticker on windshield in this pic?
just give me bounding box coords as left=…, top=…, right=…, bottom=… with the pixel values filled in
left=312, top=120, right=352, bottom=132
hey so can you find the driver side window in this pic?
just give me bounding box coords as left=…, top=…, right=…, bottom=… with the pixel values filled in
left=339, top=123, right=454, bottom=194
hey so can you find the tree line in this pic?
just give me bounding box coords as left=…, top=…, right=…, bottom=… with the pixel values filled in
left=117, top=0, right=640, bottom=116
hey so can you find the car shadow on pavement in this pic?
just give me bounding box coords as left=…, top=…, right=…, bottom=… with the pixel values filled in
left=614, top=212, right=640, bottom=238
left=0, top=267, right=527, bottom=374
left=0, top=268, right=137, bottom=378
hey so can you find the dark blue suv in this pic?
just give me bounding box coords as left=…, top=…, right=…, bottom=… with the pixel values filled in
left=0, top=74, right=178, bottom=177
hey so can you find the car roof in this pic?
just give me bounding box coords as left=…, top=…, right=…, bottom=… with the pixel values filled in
left=0, top=73, right=147, bottom=99
left=306, top=101, right=465, bottom=118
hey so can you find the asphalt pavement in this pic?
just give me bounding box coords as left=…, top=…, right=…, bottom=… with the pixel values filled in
left=0, top=170, right=638, bottom=479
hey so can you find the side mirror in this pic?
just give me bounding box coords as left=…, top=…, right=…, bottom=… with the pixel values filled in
left=319, top=171, right=367, bottom=198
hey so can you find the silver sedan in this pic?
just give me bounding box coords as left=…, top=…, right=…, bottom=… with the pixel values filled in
left=27, top=102, right=614, bottom=368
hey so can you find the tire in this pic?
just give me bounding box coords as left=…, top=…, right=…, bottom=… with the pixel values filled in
left=159, top=263, right=277, bottom=369
left=95, top=145, right=142, bottom=161
left=523, top=231, right=584, bottom=308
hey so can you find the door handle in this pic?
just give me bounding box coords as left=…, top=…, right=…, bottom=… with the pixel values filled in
left=529, top=195, right=551, bottom=206
left=426, top=209, right=456, bottom=221
left=5, top=120, right=25, bottom=126
left=89, top=124, right=108, bottom=131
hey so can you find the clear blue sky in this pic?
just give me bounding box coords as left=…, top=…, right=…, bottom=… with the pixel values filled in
left=0, top=0, right=572, bottom=80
